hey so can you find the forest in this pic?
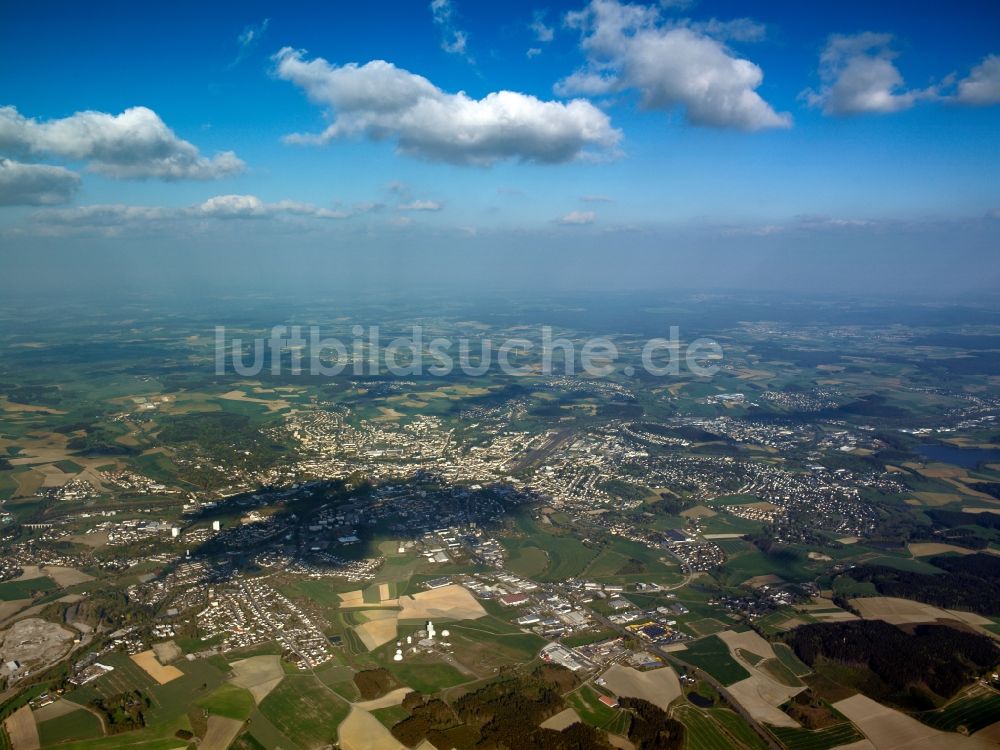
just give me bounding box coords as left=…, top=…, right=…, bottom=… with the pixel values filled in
left=787, top=620, right=999, bottom=708
left=843, top=553, right=1000, bottom=615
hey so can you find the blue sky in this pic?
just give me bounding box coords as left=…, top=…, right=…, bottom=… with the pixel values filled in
left=1, top=0, right=999, bottom=294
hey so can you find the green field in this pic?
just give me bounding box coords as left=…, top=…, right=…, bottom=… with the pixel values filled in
left=676, top=705, right=738, bottom=750
left=196, top=683, right=255, bottom=720
left=759, top=658, right=805, bottom=688
left=504, top=545, right=551, bottom=578
left=565, top=684, right=620, bottom=730
left=675, top=704, right=769, bottom=750
left=144, top=658, right=229, bottom=725
left=443, top=614, right=547, bottom=664
left=709, top=708, right=769, bottom=750
left=773, top=643, right=812, bottom=678
left=918, top=690, right=1000, bottom=733
left=767, top=721, right=865, bottom=750
left=371, top=704, right=410, bottom=729
left=736, top=648, right=764, bottom=666
left=500, top=515, right=599, bottom=581
left=258, top=675, right=349, bottom=749
left=679, top=636, right=751, bottom=686
left=0, top=576, right=58, bottom=600
left=382, top=657, right=470, bottom=693
left=36, top=708, right=104, bottom=746
left=561, top=629, right=618, bottom=648
left=40, top=715, right=194, bottom=750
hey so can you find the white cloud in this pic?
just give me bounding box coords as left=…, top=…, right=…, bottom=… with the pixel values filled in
left=398, top=199, right=443, bottom=211
left=527, top=47, right=542, bottom=58
left=530, top=10, right=555, bottom=42
left=430, top=0, right=470, bottom=57
left=557, top=0, right=789, bottom=131
left=803, top=33, right=933, bottom=115
left=231, top=18, right=270, bottom=68
left=197, top=194, right=350, bottom=219
left=956, top=54, right=1000, bottom=106
left=0, top=158, right=80, bottom=205
left=691, top=18, right=767, bottom=43
left=558, top=210, right=596, bottom=224
left=581, top=194, right=613, bottom=202
left=32, top=194, right=350, bottom=232
left=273, top=47, right=621, bottom=165
left=0, top=105, right=245, bottom=179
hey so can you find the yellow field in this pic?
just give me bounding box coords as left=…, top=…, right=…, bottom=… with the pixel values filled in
left=339, top=707, right=407, bottom=750
left=851, top=597, right=995, bottom=632
left=907, top=542, right=975, bottom=557
left=354, top=610, right=399, bottom=651
left=130, top=649, right=184, bottom=684
left=599, top=664, right=680, bottom=711
left=540, top=707, right=582, bottom=731
left=201, top=715, right=245, bottom=750
left=397, top=584, right=486, bottom=621
left=229, top=654, right=285, bottom=703
left=4, top=705, right=40, bottom=750
left=834, top=694, right=996, bottom=750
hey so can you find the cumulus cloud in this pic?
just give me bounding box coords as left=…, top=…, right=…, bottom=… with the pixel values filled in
left=802, top=33, right=935, bottom=115
left=198, top=194, right=351, bottom=219
left=0, top=105, right=245, bottom=179
left=273, top=47, right=621, bottom=165
left=558, top=210, right=596, bottom=224
left=956, top=54, right=1000, bottom=106
left=430, top=0, right=470, bottom=57
left=398, top=199, right=443, bottom=211
left=0, top=158, right=80, bottom=205
left=556, top=0, right=790, bottom=131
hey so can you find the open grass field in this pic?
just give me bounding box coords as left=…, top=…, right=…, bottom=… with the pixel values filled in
left=142, top=658, right=229, bottom=725
left=444, top=614, right=545, bottom=660
left=40, top=715, right=193, bottom=750
left=709, top=708, right=770, bottom=750
left=35, top=707, right=104, bottom=746
left=258, top=674, right=349, bottom=750
left=767, top=721, right=865, bottom=750
left=382, top=656, right=470, bottom=694
left=736, top=648, right=764, bottom=666
left=675, top=705, right=748, bottom=750
left=197, top=683, right=255, bottom=721
left=772, top=644, right=812, bottom=678
left=561, top=628, right=618, bottom=647
left=564, top=684, right=619, bottom=730
left=759, top=658, right=805, bottom=688
left=680, top=636, right=751, bottom=686
left=917, top=689, right=1000, bottom=734
left=502, top=544, right=550, bottom=578
left=0, top=577, right=57, bottom=601
left=370, top=704, right=410, bottom=730
left=242, top=709, right=299, bottom=750
left=684, top=618, right=730, bottom=637
left=501, top=516, right=599, bottom=581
